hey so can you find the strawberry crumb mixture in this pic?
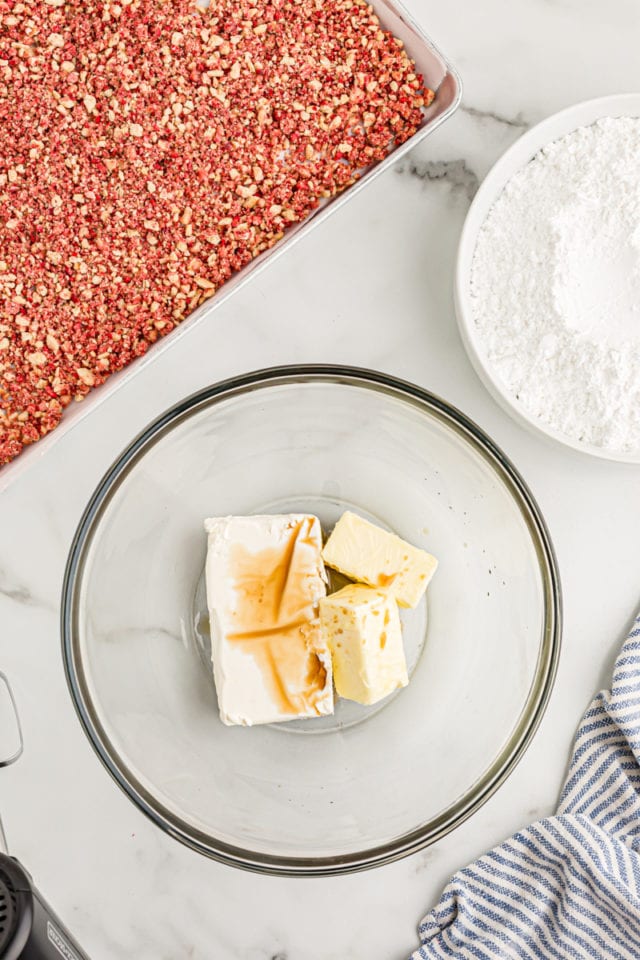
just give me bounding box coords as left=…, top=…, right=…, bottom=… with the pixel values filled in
left=0, top=0, right=432, bottom=465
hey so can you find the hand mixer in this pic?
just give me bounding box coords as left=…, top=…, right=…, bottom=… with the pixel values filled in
left=0, top=673, right=89, bottom=960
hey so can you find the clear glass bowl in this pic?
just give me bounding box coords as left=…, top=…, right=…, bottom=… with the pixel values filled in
left=61, top=367, right=561, bottom=875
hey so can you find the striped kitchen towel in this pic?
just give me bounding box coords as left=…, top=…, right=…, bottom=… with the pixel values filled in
left=413, top=612, right=640, bottom=959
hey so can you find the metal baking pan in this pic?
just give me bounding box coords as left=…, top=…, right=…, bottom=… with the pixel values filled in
left=0, top=0, right=461, bottom=492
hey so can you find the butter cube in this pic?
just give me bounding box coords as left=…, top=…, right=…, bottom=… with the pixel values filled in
left=319, top=584, right=408, bottom=705
left=322, top=512, right=437, bottom=608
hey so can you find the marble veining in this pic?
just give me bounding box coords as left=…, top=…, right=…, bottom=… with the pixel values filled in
left=0, top=567, right=53, bottom=611
left=396, top=157, right=480, bottom=200
left=99, top=625, right=183, bottom=645
left=460, top=104, right=530, bottom=130
left=1, top=1, right=640, bottom=958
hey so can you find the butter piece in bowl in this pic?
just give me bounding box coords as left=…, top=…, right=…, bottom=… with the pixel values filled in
left=320, top=584, right=408, bottom=706
left=322, top=511, right=438, bottom=608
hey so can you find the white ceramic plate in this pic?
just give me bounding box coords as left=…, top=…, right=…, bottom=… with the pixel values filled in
left=455, top=93, right=640, bottom=464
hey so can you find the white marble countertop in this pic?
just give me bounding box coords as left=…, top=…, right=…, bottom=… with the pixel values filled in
left=2, top=1, right=640, bottom=957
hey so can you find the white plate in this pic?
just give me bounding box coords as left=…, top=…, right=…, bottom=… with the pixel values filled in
left=455, top=93, right=640, bottom=464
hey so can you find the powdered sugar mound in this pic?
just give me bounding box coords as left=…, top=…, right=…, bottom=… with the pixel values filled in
left=471, top=117, right=640, bottom=453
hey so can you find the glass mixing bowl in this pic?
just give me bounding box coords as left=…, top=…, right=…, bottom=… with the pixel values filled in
left=61, top=367, right=561, bottom=875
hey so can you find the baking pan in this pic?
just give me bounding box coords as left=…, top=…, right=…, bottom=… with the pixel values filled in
left=0, top=0, right=461, bottom=492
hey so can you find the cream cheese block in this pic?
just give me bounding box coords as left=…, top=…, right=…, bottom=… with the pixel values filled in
left=322, top=511, right=438, bottom=608
left=319, top=584, right=408, bottom=705
left=204, top=514, right=334, bottom=726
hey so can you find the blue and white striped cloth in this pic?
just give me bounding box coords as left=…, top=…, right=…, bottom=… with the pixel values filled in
left=413, top=612, right=640, bottom=959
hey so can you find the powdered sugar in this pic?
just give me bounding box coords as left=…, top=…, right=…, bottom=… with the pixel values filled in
left=471, top=117, right=640, bottom=453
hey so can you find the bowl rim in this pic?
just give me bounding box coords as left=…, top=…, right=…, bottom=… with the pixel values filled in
left=60, top=364, right=562, bottom=876
left=455, top=92, right=640, bottom=465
